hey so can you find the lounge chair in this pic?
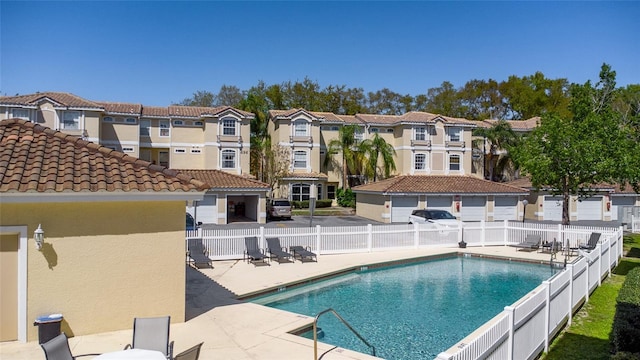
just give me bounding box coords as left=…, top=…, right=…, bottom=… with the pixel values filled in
left=41, top=333, right=100, bottom=360
left=266, top=237, right=294, bottom=263
left=290, top=245, right=317, bottom=262
left=187, top=239, right=213, bottom=269
left=173, top=342, right=204, bottom=360
left=244, top=237, right=269, bottom=265
left=510, top=234, right=541, bottom=252
left=124, top=316, right=173, bottom=359
left=579, top=232, right=601, bottom=251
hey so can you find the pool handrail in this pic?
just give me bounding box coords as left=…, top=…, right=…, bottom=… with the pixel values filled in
left=313, top=308, right=376, bottom=359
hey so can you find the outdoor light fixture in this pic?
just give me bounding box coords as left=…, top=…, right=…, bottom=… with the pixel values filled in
left=522, top=200, right=529, bottom=223
left=34, top=224, right=44, bottom=250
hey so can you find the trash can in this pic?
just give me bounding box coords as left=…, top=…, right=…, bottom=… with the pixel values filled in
left=34, top=314, right=63, bottom=344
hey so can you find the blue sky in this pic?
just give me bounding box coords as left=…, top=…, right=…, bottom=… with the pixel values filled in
left=1, top=1, right=638, bottom=107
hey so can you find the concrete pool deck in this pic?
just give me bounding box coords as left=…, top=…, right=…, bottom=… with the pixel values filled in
left=0, top=245, right=576, bottom=360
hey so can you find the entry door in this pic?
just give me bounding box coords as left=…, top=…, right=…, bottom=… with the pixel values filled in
left=391, top=196, right=418, bottom=223
left=1, top=234, right=18, bottom=342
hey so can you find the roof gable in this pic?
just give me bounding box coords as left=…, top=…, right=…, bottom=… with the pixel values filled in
left=177, top=170, right=269, bottom=190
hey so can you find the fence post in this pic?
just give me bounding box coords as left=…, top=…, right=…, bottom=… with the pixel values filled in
left=316, top=225, right=321, bottom=256
left=557, top=224, right=563, bottom=250
left=414, top=222, right=420, bottom=248
left=607, top=236, right=612, bottom=278
left=597, top=244, right=602, bottom=286
left=367, top=224, right=373, bottom=252
left=504, top=220, right=509, bottom=246
left=259, top=226, right=265, bottom=249
left=567, top=263, right=574, bottom=326
left=585, top=257, right=590, bottom=303
left=633, top=215, right=637, bottom=233
left=480, top=220, right=486, bottom=246
left=505, top=305, right=515, bottom=360
left=543, top=280, right=551, bottom=353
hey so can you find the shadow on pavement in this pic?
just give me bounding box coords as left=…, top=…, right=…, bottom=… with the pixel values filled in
left=185, top=265, right=243, bottom=321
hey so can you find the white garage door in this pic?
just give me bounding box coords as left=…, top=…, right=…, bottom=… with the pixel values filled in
left=391, top=196, right=419, bottom=223
left=544, top=196, right=563, bottom=221
left=426, top=196, right=452, bottom=212
left=577, top=197, right=602, bottom=220
left=187, top=194, right=217, bottom=224
left=494, top=196, right=518, bottom=221
left=461, top=196, right=486, bottom=222
left=612, top=196, right=636, bottom=221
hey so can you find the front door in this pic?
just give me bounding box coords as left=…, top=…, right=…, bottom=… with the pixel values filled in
left=0, top=233, right=19, bottom=342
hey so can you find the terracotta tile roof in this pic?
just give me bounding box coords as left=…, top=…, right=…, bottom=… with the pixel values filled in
left=352, top=175, right=528, bottom=195
left=354, top=113, right=401, bottom=125
left=312, top=111, right=345, bottom=122
left=507, top=177, right=639, bottom=194
left=0, top=119, right=208, bottom=193
left=339, top=115, right=365, bottom=124
left=269, top=109, right=321, bottom=120
left=95, top=102, right=142, bottom=115
left=141, top=106, right=170, bottom=118
left=479, top=117, right=540, bottom=131
left=169, top=106, right=253, bottom=118
left=282, top=172, right=329, bottom=180
left=0, top=92, right=102, bottom=109
left=177, top=170, right=270, bottom=190
left=401, top=112, right=478, bottom=126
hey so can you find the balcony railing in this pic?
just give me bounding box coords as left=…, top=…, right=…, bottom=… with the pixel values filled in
left=289, top=135, right=313, bottom=144
left=445, top=140, right=465, bottom=148
left=217, top=135, right=243, bottom=144
left=410, top=139, right=431, bottom=147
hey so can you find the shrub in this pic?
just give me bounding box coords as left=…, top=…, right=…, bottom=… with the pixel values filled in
left=611, top=267, right=640, bottom=354
left=291, top=199, right=333, bottom=209
left=336, top=188, right=355, bottom=208
left=611, top=352, right=640, bottom=360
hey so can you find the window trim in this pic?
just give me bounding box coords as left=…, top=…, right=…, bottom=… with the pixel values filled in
left=293, top=150, right=308, bottom=169
left=448, top=127, right=462, bottom=142
left=125, top=117, right=137, bottom=124
left=222, top=118, right=237, bottom=136
left=449, top=154, right=461, bottom=171
left=293, top=119, right=309, bottom=137
left=103, top=116, right=114, bottom=123
left=414, top=153, right=427, bottom=170
left=221, top=149, right=237, bottom=169
left=140, top=119, right=151, bottom=137
left=291, top=183, right=311, bottom=202
left=414, top=126, right=426, bottom=141
left=11, top=108, right=30, bottom=120
left=159, top=120, right=170, bottom=137
left=61, top=111, right=81, bottom=130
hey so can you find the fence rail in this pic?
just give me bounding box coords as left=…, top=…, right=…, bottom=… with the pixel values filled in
left=186, top=221, right=623, bottom=360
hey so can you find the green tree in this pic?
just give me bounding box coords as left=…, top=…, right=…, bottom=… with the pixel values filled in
left=215, top=85, right=243, bottom=107
left=473, top=120, right=519, bottom=181
left=237, top=81, right=271, bottom=181
left=423, top=81, right=464, bottom=117
left=360, top=132, right=396, bottom=182
left=324, top=124, right=362, bottom=188
left=176, top=90, right=215, bottom=107
left=513, top=64, right=639, bottom=225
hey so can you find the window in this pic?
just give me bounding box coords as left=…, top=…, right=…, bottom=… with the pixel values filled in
left=415, top=127, right=426, bottom=141
left=190, top=148, right=201, bottom=154
left=292, top=183, right=311, bottom=201
left=62, top=111, right=81, bottom=129
left=140, top=150, right=152, bottom=162
left=449, top=155, right=461, bottom=171
left=294, top=119, right=308, bottom=137
left=293, top=150, right=307, bottom=168
left=159, top=151, right=169, bottom=167
left=327, top=185, right=336, bottom=200
left=316, top=184, right=323, bottom=200
left=140, top=119, right=150, bottom=136
left=159, top=120, right=170, bottom=137
left=194, top=121, right=204, bottom=126
left=11, top=109, right=29, bottom=120
left=370, top=128, right=379, bottom=133
left=448, top=127, right=461, bottom=142
left=386, top=128, right=394, bottom=133
left=173, top=120, right=184, bottom=126
left=354, top=127, right=364, bottom=141
left=221, top=149, right=236, bottom=168
left=222, top=118, right=236, bottom=136
left=330, top=126, right=339, bottom=131
left=414, top=154, right=426, bottom=170
left=122, top=146, right=134, bottom=153
left=103, top=116, right=114, bottom=123
left=125, top=117, right=136, bottom=124
left=174, top=148, right=186, bottom=154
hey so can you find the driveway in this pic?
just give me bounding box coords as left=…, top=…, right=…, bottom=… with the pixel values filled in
left=202, top=215, right=380, bottom=230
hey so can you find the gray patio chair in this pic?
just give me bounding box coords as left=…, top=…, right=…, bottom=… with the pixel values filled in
left=266, top=237, right=294, bottom=263
left=124, top=316, right=173, bottom=359
left=510, top=234, right=541, bottom=252
left=187, top=239, right=213, bottom=268
left=579, top=232, right=601, bottom=251
left=290, top=245, right=317, bottom=262
left=244, top=237, right=269, bottom=266
left=173, top=342, right=204, bottom=360
left=540, top=239, right=562, bottom=254
left=41, top=333, right=100, bottom=360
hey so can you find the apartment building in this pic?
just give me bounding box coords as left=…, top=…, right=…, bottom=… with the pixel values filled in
left=0, top=92, right=269, bottom=224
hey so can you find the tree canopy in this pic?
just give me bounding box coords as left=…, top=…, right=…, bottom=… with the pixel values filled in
left=513, top=64, right=640, bottom=224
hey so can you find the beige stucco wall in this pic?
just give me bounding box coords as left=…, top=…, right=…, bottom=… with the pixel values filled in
left=100, top=122, right=139, bottom=145
left=355, top=193, right=389, bottom=223
left=0, top=201, right=187, bottom=341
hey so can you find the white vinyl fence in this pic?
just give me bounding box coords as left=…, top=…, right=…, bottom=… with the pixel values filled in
left=435, top=228, right=623, bottom=360
left=633, top=215, right=639, bottom=233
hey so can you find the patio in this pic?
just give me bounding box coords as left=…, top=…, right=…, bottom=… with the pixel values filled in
left=0, top=245, right=575, bottom=360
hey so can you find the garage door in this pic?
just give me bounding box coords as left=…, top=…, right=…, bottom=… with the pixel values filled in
left=494, top=196, right=518, bottom=221
left=577, top=197, right=602, bottom=220
left=426, top=196, right=452, bottom=212
left=391, top=196, right=418, bottom=223
left=543, top=196, right=563, bottom=221
left=187, top=194, right=217, bottom=224
left=612, top=196, right=636, bottom=221
left=461, top=196, right=486, bottom=222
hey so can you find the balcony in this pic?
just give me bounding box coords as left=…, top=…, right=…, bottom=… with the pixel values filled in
left=445, top=140, right=465, bottom=149
left=410, top=139, right=431, bottom=148
left=218, top=135, right=243, bottom=144
left=289, top=135, right=313, bottom=145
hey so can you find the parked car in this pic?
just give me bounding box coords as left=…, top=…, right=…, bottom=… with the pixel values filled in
left=186, top=213, right=202, bottom=231
left=267, top=199, right=292, bottom=220
left=408, top=209, right=465, bottom=228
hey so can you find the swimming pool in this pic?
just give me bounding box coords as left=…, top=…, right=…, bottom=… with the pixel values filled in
left=254, top=255, right=558, bottom=359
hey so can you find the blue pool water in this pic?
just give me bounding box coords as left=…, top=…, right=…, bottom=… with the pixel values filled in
left=255, top=256, right=558, bottom=359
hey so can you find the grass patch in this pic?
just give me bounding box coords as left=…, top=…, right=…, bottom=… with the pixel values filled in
left=543, top=233, right=640, bottom=360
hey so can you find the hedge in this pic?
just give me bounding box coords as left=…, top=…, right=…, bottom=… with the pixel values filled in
left=291, top=199, right=333, bottom=209
left=612, top=267, right=640, bottom=354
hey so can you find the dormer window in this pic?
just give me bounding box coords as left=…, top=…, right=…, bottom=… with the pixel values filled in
left=294, top=119, right=308, bottom=137
left=222, top=118, right=236, bottom=136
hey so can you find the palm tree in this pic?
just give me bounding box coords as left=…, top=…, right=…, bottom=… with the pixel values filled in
left=473, top=120, right=519, bottom=182
left=324, top=124, right=362, bottom=188
left=361, top=132, right=396, bottom=182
